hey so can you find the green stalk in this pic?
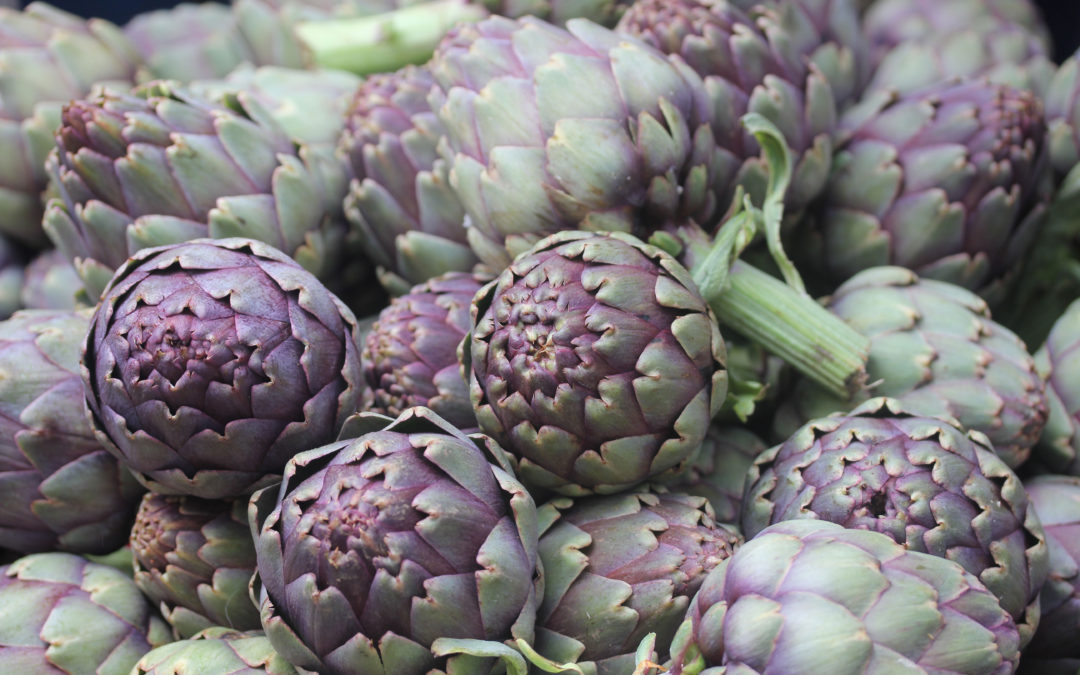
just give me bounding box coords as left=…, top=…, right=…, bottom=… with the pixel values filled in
left=295, top=1, right=487, bottom=75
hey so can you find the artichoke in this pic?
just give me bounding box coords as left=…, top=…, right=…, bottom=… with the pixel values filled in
left=130, top=493, right=260, bottom=639
left=668, top=520, right=1022, bottom=674
left=1023, top=475, right=1080, bottom=660
left=744, top=397, right=1049, bottom=647
left=362, top=271, right=488, bottom=431
left=428, top=15, right=723, bottom=269
left=249, top=407, right=542, bottom=675
left=0, top=552, right=173, bottom=674
left=799, top=80, right=1050, bottom=303
left=662, top=424, right=767, bottom=524
left=1046, top=49, right=1080, bottom=178
left=615, top=0, right=841, bottom=213
left=0, top=309, right=144, bottom=555
left=772, top=266, right=1048, bottom=469
left=0, top=2, right=141, bottom=249
left=1033, top=298, right=1080, bottom=475
left=533, top=491, right=741, bottom=674
left=465, top=231, right=727, bottom=496
left=19, top=248, right=82, bottom=311
left=82, top=238, right=366, bottom=500
left=132, top=628, right=298, bottom=675
left=43, top=81, right=355, bottom=303
left=124, top=3, right=254, bottom=83
left=338, top=65, right=476, bottom=295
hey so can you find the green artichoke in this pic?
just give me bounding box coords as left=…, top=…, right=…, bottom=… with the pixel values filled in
left=662, top=424, right=767, bottom=524
left=125, top=3, right=255, bottom=82
left=744, top=397, right=1049, bottom=647
left=532, top=491, right=741, bottom=674
left=428, top=15, right=724, bottom=269
left=19, top=248, right=82, bottom=311
left=130, top=493, right=260, bottom=639
left=43, top=81, right=354, bottom=303
left=0, top=2, right=141, bottom=249
left=0, top=309, right=144, bottom=555
left=338, top=65, right=476, bottom=295
left=132, top=628, right=299, bottom=675
left=800, top=78, right=1051, bottom=305
left=615, top=0, right=837, bottom=215
left=362, top=271, right=488, bottom=431
left=668, top=520, right=1022, bottom=674
left=1023, top=475, right=1080, bottom=660
left=82, top=238, right=366, bottom=500
left=772, top=266, right=1047, bottom=469
left=249, top=407, right=541, bottom=675
left=0, top=552, right=173, bottom=674
left=1032, top=298, right=1080, bottom=475
left=465, top=231, right=727, bottom=496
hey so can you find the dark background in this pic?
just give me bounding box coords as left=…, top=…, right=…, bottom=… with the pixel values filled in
left=25, top=0, right=1080, bottom=63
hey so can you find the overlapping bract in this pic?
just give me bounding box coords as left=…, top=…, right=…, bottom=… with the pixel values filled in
left=801, top=79, right=1051, bottom=303
left=0, top=309, right=143, bottom=555
left=131, top=627, right=299, bottom=675
left=82, top=238, right=365, bottom=500
left=429, top=15, right=722, bottom=269
left=1023, top=476, right=1080, bottom=660
left=339, top=66, right=475, bottom=295
left=744, top=398, right=1049, bottom=646
left=535, top=491, right=740, bottom=674
left=0, top=552, right=172, bottom=674
left=44, top=82, right=353, bottom=302
left=0, top=3, right=140, bottom=249
left=773, top=267, right=1048, bottom=469
left=130, top=493, right=260, bottom=639
left=249, top=407, right=541, bottom=675
left=362, top=272, right=487, bottom=430
left=466, top=231, right=727, bottom=496
left=668, top=520, right=1023, bottom=674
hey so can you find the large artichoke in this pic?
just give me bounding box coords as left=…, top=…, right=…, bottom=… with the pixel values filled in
left=124, top=3, right=254, bottom=83
left=0, top=2, right=141, bottom=249
left=43, top=81, right=354, bottom=303
left=744, top=397, right=1049, bottom=647
left=772, top=266, right=1048, bottom=469
left=1033, top=298, right=1080, bottom=475
left=0, top=309, right=144, bottom=555
left=339, top=65, right=476, bottom=295
left=82, top=238, right=366, bottom=500
left=428, top=15, right=723, bottom=269
left=465, top=231, right=727, bottom=496
left=130, top=493, right=260, bottom=639
left=249, top=407, right=542, bottom=675
left=362, top=271, right=488, bottom=431
left=799, top=79, right=1050, bottom=303
left=668, top=520, right=1022, bottom=674
left=131, top=628, right=299, bottom=675
left=0, top=552, right=173, bottom=674
left=533, top=491, right=740, bottom=674
left=1023, top=475, right=1080, bottom=660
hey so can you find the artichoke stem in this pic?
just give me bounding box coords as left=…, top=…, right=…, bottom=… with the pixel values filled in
left=709, top=261, right=869, bottom=399
left=296, top=1, right=488, bottom=75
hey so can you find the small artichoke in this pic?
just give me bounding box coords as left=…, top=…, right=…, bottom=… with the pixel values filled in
left=429, top=15, right=723, bottom=269
left=130, top=493, right=260, bottom=639
left=668, top=520, right=1022, bottom=674
left=465, top=231, right=728, bottom=496
left=744, top=397, right=1049, bottom=647
left=124, top=3, right=255, bottom=82
left=772, top=266, right=1048, bottom=469
left=44, top=81, right=354, bottom=302
left=362, top=271, right=489, bottom=431
left=662, top=424, right=767, bottom=525
left=0, top=2, right=141, bottom=249
left=1033, top=298, right=1080, bottom=475
left=0, top=309, right=144, bottom=555
left=0, top=552, right=173, bottom=674
left=82, top=238, right=365, bottom=500
left=249, top=407, right=541, bottom=675
left=339, top=65, right=475, bottom=295
left=1023, top=475, right=1080, bottom=660
left=131, top=628, right=299, bottom=675
left=533, top=491, right=740, bottom=674
left=19, top=248, right=82, bottom=311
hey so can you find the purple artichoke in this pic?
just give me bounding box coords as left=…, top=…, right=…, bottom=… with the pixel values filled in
left=249, top=407, right=541, bottom=675
left=362, top=271, right=489, bottom=431
left=82, top=238, right=365, bottom=500
left=465, top=231, right=728, bottom=496
left=1023, top=475, right=1080, bottom=660
left=744, top=397, right=1049, bottom=647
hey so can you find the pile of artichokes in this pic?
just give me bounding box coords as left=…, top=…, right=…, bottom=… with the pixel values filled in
left=0, top=0, right=1079, bottom=673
